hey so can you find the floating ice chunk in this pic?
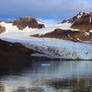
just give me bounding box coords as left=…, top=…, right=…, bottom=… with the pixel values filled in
left=41, top=64, right=51, bottom=67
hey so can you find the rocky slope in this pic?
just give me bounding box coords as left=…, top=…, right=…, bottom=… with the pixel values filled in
left=71, top=12, right=92, bottom=31
left=12, top=17, right=45, bottom=30
left=33, top=12, right=92, bottom=41
left=62, top=12, right=85, bottom=23
left=62, top=12, right=92, bottom=31
left=0, top=17, right=45, bottom=32
left=32, top=28, right=92, bottom=41
left=0, top=25, right=5, bottom=34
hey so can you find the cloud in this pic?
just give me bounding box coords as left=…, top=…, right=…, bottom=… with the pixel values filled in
left=0, top=0, right=92, bottom=20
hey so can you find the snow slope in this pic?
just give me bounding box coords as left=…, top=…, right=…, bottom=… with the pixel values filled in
left=0, top=22, right=92, bottom=59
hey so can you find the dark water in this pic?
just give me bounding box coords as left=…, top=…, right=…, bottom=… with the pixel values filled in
left=0, top=61, right=92, bottom=92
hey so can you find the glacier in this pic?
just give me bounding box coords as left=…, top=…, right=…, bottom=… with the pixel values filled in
left=0, top=21, right=92, bottom=59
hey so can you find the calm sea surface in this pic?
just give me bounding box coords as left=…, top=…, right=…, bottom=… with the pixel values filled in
left=0, top=61, right=92, bottom=92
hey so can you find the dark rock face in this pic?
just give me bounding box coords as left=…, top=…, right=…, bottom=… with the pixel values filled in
left=7, top=17, right=45, bottom=30
left=32, top=29, right=92, bottom=41
left=0, top=25, right=5, bottom=34
left=62, top=12, right=92, bottom=31
left=61, top=12, right=82, bottom=23
left=71, top=13, right=92, bottom=31
left=61, top=12, right=92, bottom=31
left=62, top=18, right=73, bottom=23
left=62, top=12, right=88, bottom=24
left=0, top=39, right=35, bottom=73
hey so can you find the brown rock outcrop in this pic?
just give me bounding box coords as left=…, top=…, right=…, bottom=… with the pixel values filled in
left=71, top=13, right=92, bottom=31
left=61, top=12, right=84, bottom=23
left=32, top=29, right=92, bottom=41
left=62, top=12, right=88, bottom=24
left=0, top=25, right=5, bottom=34
left=61, top=12, right=92, bottom=31
left=6, top=17, right=45, bottom=30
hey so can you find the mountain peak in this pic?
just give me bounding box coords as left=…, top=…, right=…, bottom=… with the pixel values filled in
left=61, top=12, right=92, bottom=31
left=5, top=17, right=45, bottom=30
left=71, top=12, right=92, bottom=31
left=62, top=12, right=92, bottom=23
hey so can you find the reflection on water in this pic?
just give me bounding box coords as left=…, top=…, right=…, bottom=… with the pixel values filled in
left=0, top=61, right=92, bottom=92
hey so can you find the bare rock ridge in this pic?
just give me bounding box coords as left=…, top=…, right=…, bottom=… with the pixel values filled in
left=62, top=12, right=85, bottom=23
left=13, top=17, right=45, bottom=30
left=71, top=12, right=92, bottom=31
left=62, top=12, right=92, bottom=31
left=32, top=28, right=92, bottom=41
left=0, top=25, right=5, bottom=34
left=5, top=17, right=45, bottom=30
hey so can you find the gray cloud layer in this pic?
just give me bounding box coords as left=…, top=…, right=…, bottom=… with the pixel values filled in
left=0, top=0, right=92, bottom=20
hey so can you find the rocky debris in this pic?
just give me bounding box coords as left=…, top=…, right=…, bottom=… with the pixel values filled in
left=6, top=17, right=45, bottom=30
left=0, top=25, right=5, bottom=34
left=32, top=28, right=92, bottom=41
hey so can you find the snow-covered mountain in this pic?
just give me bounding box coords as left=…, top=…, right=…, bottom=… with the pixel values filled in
left=61, top=12, right=92, bottom=31
left=0, top=15, right=92, bottom=59
left=61, top=12, right=89, bottom=23
left=61, top=12, right=86, bottom=23
left=71, top=12, right=92, bottom=31
left=32, top=12, right=92, bottom=41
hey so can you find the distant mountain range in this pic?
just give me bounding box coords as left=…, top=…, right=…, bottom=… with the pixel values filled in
left=0, top=12, right=92, bottom=62
left=32, top=12, right=92, bottom=41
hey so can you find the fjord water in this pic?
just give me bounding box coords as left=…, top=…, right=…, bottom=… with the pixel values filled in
left=0, top=61, right=92, bottom=92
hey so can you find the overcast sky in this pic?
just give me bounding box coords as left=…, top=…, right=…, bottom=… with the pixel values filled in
left=0, top=0, right=92, bottom=23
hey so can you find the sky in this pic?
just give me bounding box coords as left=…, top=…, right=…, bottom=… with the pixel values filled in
left=0, top=0, right=92, bottom=24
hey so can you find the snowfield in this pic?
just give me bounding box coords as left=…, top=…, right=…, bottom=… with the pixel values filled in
left=0, top=22, right=92, bottom=59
